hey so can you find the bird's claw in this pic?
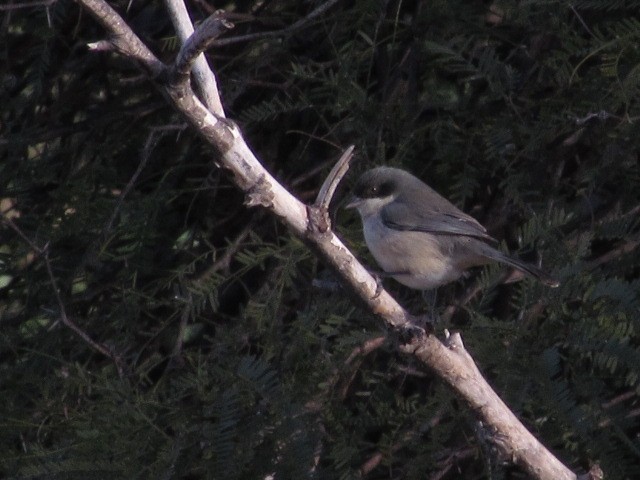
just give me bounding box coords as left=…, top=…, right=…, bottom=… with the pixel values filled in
left=395, top=319, right=432, bottom=344
left=369, top=271, right=384, bottom=299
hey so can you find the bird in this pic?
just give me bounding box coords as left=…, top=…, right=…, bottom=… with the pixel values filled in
left=345, top=166, right=559, bottom=290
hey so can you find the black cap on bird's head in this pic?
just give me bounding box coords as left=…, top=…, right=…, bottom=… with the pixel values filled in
left=345, top=167, right=419, bottom=209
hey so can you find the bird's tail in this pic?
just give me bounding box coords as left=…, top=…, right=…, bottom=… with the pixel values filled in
left=479, top=244, right=560, bottom=288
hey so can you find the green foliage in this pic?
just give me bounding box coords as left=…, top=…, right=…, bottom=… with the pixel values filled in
left=2, top=0, right=640, bottom=479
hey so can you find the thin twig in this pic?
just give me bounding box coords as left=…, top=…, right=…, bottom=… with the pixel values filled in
left=212, top=0, right=340, bottom=47
left=337, top=335, right=386, bottom=399
left=429, top=447, right=476, bottom=480
left=306, top=335, right=386, bottom=414
left=441, top=279, right=485, bottom=323
left=569, top=4, right=596, bottom=39
left=306, top=145, right=355, bottom=234
left=86, top=40, right=114, bottom=51
left=587, top=238, right=640, bottom=270
left=290, top=158, right=336, bottom=188
left=578, top=464, right=604, bottom=480
left=314, top=145, right=354, bottom=211
left=361, top=416, right=451, bottom=476
left=171, top=294, right=193, bottom=360
left=42, top=249, right=122, bottom=367
left=193, top=219, right=255, bottom=282
left=0, top=0, right=55, bottom=10
left=103, top=123, right=188, bottom=236
left=598, top=391, right=640, bottom=428
left=598, top=407, right=640, bottom=428
left=2, top=216, right=125, bottom=374
left=344, top=335, right=386, bottom=365
left=573, top=110, right=615, bottom=126
left=602, top=391, right=636, bottom=409
left=103, top=128, right=158, bottom=234
left=2, top=216, right=43, bottom=253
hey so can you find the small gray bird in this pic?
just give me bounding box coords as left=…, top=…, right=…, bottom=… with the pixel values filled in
left=346, top=167, right=559, bottom=290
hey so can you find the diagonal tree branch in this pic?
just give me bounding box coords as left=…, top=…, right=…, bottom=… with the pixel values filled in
left=72, top=1, right=590, bottom=479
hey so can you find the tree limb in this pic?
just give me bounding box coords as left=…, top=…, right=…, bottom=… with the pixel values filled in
left=164, top=0, right=227, bottom=115
left=404, top=331, right=575, bottom=479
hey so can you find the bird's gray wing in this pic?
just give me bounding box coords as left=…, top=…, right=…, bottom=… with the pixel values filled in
left=381, top=200, right=497, bottom=242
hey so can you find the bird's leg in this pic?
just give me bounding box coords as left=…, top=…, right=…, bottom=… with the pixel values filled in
left=369, top=269, right=410, bottom=299
left=420, top=288, right=440, bottom=324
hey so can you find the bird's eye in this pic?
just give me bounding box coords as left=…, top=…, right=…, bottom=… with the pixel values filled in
left=359, top=181, right=393, bottom=198
left=354, top=178, right=395, bottom=199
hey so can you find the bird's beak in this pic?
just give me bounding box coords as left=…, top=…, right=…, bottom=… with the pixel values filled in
left=344, top=194, right=363, bottom=210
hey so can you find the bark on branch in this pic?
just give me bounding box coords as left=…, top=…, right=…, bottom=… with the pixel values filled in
left=73, top=1, right=590, bottom=478
left=170, top=11, right=233, bottom=88
left=164, top=0, right=226, bottom=115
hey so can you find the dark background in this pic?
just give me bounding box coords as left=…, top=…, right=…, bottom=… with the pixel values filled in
left=1, top=1, right=639, bottom=478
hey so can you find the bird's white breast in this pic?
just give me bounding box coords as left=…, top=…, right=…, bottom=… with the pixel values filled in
left=361, top=213, right=463, bottom=290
